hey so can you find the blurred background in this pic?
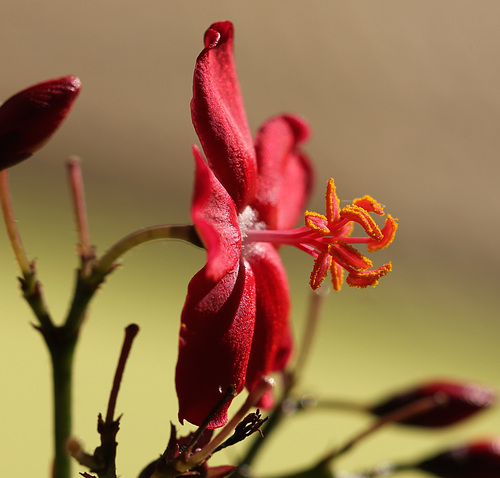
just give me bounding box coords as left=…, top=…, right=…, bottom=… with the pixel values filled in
left=1, top=1, right=499, bottom=476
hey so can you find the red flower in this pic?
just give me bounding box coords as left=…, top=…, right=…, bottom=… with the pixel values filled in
left=175, top=21, right=397, bottom=428
left=0, top=76, right=81, bottom=170
left=175, top=21, right=313, bottom=428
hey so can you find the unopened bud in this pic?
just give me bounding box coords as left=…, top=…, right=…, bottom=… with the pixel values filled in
left=370, top=380, right=496, bottom=427
left=417, top=438, right=500, bottom=478
left=0, top=76, right=81, bottom=170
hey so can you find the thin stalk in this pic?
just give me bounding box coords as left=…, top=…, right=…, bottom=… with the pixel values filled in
left=105, top=324, right=140, bottom=423
left=326, top=395, right=440, bottom=461
left=0, top=169, right=31, bottom=276
left=310, top=397, right=368, bottom=413
left=66, top=157, right=92, bottom=264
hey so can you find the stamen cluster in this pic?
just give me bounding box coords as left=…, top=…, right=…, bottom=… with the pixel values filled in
left=305, top=178, right=397, bottom=290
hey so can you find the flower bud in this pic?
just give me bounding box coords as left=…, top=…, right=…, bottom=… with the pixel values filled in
left=0, top=76, right=81, bottom=170
left=370, top=380, right=496, bottom=427
left=417, top=438, right=500, bottom=478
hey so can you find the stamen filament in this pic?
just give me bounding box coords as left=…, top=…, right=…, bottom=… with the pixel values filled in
left=245, top=226, right=315, bottom=245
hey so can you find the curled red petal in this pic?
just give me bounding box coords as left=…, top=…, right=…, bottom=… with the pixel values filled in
left=191, top=21, right=257, bottom=211
left=252, top=114, right=313, bottom=230
left=191, top=145, right=241, bottom=282
left=176, top=259, right=256, bottom=428
left=244, top=243, right=291, bottom=409
left=0, top=76, right=81, bottom=170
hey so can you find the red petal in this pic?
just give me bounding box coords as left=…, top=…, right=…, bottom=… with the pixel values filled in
left=252, top=114, right=313, bottom=230
left=244, top=244, right=291, bottom=409
left=191, top=146, right=241, bottom=282
left=0, top=76, right=81, bottom=170
left=191, top=21, right=257, bottom=211
left=176, top=259, right=256, bottom=428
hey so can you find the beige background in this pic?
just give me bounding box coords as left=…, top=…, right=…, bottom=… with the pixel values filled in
left=1, top=1, right=499, bottom=477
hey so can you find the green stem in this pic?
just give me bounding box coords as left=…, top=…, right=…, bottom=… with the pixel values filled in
left=44, top=327, right=77, bottom=478
left=0, top=169, right=54, bottom=328
left=94, top=224, right=202, bottom=277
left=64, top=271, right=101, bottom=333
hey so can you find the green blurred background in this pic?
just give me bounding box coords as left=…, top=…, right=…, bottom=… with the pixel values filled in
left=1, top=1, right=499, bottom=476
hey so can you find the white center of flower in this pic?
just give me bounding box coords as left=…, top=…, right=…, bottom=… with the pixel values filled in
left=238, top=206, right=266, bottom=241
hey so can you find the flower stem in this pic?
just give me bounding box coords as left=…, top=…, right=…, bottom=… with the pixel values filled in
left=0, top=169, right=31, bottom=277
left=0, top=169, right=54, bottom=327
left=325, top=395, right=439, bottom=462
left=43, top=326, right=78, bottom=478
left=94, top=224, right=202, bottom=277
left=66, top=157, right=92, bottom=263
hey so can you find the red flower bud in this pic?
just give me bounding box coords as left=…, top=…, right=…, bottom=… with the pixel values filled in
left=0, top=76, right=81, bottom=170
left=417, top=438, right=500, bottom=478
left=370, top=380, right=496, bottom=427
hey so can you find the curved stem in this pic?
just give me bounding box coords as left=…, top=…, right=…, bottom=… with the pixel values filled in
left=94, top=224, right=202, bottom=277
left=0, top=169, right=31, bottom=277
left=64, top=224, right=201, bottom=333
